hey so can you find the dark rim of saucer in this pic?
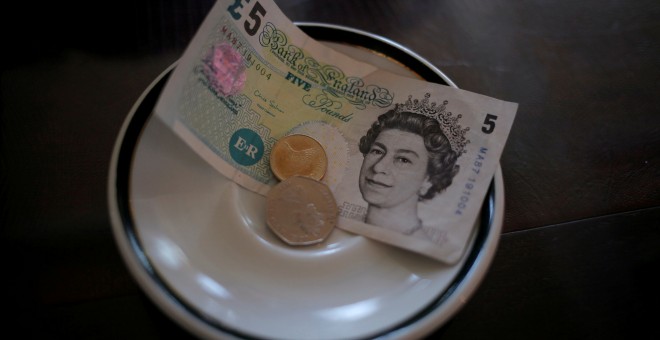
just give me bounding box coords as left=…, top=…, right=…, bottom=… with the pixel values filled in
left=112, top=23, right=496, bottom=339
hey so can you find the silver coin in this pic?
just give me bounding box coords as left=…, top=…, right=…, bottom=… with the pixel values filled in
left=266, top=176, right=337, bottom=245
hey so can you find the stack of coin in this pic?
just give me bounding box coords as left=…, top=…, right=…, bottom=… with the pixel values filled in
left=266, top=134, right=337, bottom=246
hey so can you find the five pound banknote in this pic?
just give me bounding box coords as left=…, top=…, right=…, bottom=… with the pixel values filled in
left=154, top=0, right=518, bottom=264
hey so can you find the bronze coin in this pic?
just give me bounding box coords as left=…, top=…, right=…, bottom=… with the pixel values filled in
left=269, top=134, right=327, bottom=181
left=266, top=176, right=337, bottom=246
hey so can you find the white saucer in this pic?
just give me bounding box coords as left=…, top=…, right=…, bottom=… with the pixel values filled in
left=108, top=23, right=504, bottom=340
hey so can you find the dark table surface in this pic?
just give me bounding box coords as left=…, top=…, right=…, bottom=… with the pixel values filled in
left=2, top=0, right=659, bottom=338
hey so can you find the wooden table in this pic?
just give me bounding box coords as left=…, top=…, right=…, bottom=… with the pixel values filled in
left=2, top=0, right=659, bottom=338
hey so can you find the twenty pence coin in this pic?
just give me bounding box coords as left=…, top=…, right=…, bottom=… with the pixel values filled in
left=266, top=176, right=338, bottom=246
left=270, top=134, right=327, bottom=181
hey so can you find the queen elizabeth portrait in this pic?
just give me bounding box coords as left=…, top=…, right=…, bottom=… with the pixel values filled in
left=358, top=93, right=469, bottom=236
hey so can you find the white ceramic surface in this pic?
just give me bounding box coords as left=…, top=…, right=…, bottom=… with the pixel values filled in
left=108, top=24, right=504, bottom=340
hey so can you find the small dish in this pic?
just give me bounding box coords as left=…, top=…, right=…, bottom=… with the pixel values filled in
left=108, top=23, right=504, bottom=339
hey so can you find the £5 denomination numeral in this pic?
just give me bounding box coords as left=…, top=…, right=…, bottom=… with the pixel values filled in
left=227, top=0, right=268, bottom=36
left=482, top=113, right=498, bottom=134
